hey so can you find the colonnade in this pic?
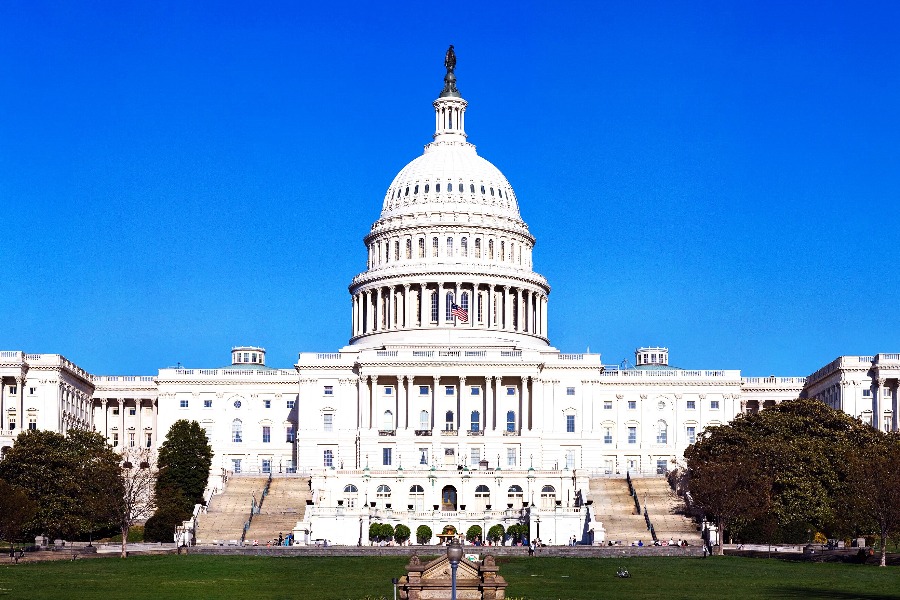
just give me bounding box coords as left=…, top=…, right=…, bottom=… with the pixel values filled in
left=95, top=398, right=157, bottom=450
left=0, top=376, right=24, bottom=432
left=351, top=281, right=548, bottom=339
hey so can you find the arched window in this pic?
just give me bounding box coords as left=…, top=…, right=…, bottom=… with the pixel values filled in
left=470, top=184, right=475, bottom=193
left=343, top=483, right=357, bottom=507
left=404, top=187, right=409, bottom=196
left=474, top=238, right=481, bottom=258
left=507, top=485, right=523, bottom=506
left=470, top=410, right=480, bottom=432
left=541, top=485, right=556, bottom=509
left=343, top=484, right=358, bottom=493
left=461, top=291, right=469, bottom=315
left=406, top=238, right=412, bottom=259
left=481, top=185, right=485, bottom=194
left=446, top=237, right=453, bottom=256
left=383, top=410, right=394, bottom=431
left=445, top=410, right=454, bottom=431
left=376, top=484, right=391, bottom=498
left=420, top=410, right=430, bottom=430
left=475, top=484, right=490, bottom=511
left=506, top=411, right=516, bottom=432
left=488, top=239, right=494, bottom=260
left=430, top=290, right=439, bottom=322
left=500, top=241, right=505, bottom=261
left=394, top=240, right=400, bottom=261
left=418, top=238, right=425, bottom=258
left=414, top=185, right=419, bottom=194
left=436, top=183, right=441, bottom=193
left=510, top=243, right=515, bottom=263
left=656, top=420, right=668, bottom=444
left=377, top=242, right=382, bottom=265
left=445, top=291, right=454, bottom=320
left=425, top=184, right=429, bottom=193
left=232, top=419, right=242, bottom=443
left=432, top=237, right=439, bottom=257
left=461, top=237, right=468, bottom=257
left=490, top=187, right=495, bottom=196
left=410, top=484, right=425, bottom=511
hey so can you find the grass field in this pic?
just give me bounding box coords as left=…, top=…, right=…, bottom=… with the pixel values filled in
left=2, top=554, right=899, bottom=599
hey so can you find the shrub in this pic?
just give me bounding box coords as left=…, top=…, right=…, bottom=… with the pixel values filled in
left=487, top=524, right=505, bottom=544
left=416, top=524, right=433, bottom=545
left=394, top=524, right=411, bottom=545
left=466, top=525, right=482, bottom=544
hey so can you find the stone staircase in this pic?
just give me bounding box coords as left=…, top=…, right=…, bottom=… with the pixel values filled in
left=195, top=476, right=267, bottom=544
left=588, top=478, right=652, bottom=544
left=245, top=477, right=312, bottom=544
left=631, top=477, right=702, bottom=544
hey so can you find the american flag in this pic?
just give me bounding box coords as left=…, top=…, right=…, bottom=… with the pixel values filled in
left=450, top=303, right=469, bottom=323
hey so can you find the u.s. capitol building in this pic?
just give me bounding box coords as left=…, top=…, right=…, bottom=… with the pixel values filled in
left=2, top=49, right=897, bottom=545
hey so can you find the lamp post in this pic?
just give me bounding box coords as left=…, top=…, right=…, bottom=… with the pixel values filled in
left=447, top=540, right=464, bottom=600
left=391, top=577, right=399, bottom=600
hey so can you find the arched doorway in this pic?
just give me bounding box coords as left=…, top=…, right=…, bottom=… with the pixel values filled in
left=441, top=485, right=457, bottom=511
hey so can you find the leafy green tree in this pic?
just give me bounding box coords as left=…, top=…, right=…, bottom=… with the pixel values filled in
left=466, top=525, right=482, bottom=544
left=379, top=523, right=395, bottom=543
left=834, top=433, right=900, bottom=567
left=0, top=429, right=123, bottom=540
left=685, top=398, right=879, bottom=544
left=0, top=478, right=36, bottom=552
left=416, top=524, right=433, bottom=545
left=394, top=524, right=411, bottom=545
left=145, top=421, right=212, bottom=543
left=506, top=523, right=527, bottom=544
left=487, top=524, right=505, bottom=545
left=369, top=522, right=382, bottom=543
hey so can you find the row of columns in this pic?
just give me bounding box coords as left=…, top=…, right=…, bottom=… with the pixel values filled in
left=351, top=282, right=548, bottom=339
left=356, top=374, right=532, bottom=435
left=0, top=376, right=24, bottom=432
left=95, top=398, right=156, bottom=449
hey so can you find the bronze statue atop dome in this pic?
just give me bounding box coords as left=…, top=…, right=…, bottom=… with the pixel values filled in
left=440, top=45, right=460, bottom=98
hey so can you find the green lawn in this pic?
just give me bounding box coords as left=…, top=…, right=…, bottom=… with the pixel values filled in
left=1, top=555, right=899, bottom=599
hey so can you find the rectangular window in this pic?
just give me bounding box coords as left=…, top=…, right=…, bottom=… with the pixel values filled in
left=28, top=417, right=36, bottom=430
left=382, top=447, right=392, bottom=466
left=687, top=426, right=696, bottom=445
left=179, top=399, right=189, bottom=408
left=507, top=447, right=517, bottom=467
left=203, top=399, right=213, bottom=408
left=384, top=386, right=393, bottom=395
left=129, top=407, right=137, bottom=416
left=129, top=432, right=136, bottom=447
left=9, top=386, right=17, bottom=395
left=506, top=387, right=515, bottom=396
left=262, top=426, right=271, bottom=443
left=286, top=425, right=295, bottom=443
left=262, top=459, right=271, bottom=474
left=419, top=386, right=429, bottom=395
left=627, top=427, right=637, bottom=444
left=323, top=449, right=333, bottom=468
left=686, top=400, right=696, bottom=410
left=566, top=387, right=575, bottom=396
left=656, top=459, right=667, bottom=475
left=565, top=449, right=575, bottom=470
left=112, top=408, right=120, bottom=415
left=232, top=459, right=242, bottom=473
left=627, top=400, right=636, bottom=410
left=264, top=399, right=271, bottom=408
left=287, top=399, right=296, bottom=409
left=506, top=411, right=516, bottom=432
left=471, top=386, right=480, bottom=395
left=445, top=386, right=455, bottom=396
left=710, top=400, right=720, bottom=410
left=603, top=428, right=612, bottom=444
left=603, top=400, right=612, bottom=410
left=566, top=414, right=575, bottom=433
left=145, top=433, right=152, bottom=448
left=863, top=389, right=872, bottom=397
left=28, top=387, right=36, bottom=395
left=323, top=414, right=333, bottom=432
left=112, top=432, right=119, bottom=447
left=8, top=419, right=14, bottom=431
left=471, top=448, right=480, bottom=466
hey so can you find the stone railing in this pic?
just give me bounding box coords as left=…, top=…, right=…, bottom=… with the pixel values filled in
left=742, top=376, right=806, bottom=386
left=599, top=369, right=740, bottom=378
left=159, top=368, right=296, bottom=377
left=93, top=375, right=156, bottom=383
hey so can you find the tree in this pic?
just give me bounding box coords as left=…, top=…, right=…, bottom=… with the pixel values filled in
left=416, top=524, right=433, bottom=545
left=0, top=429, right=123, bottom=540
left=117, top=448, right=157, bottom=558
left=0, top=478, right=36, bottom=553
left=506, top=523, right=527, bottom=544
left=685, top=399, right=878, bottom=544
left=380, top=523, right=395, bottom=543
left=369, top=522, right=382, bottom=543
left=487, top=524, right=505, bottom=545
left=394, top=524, right=411, bottom=545
left=466, top=525, right=482, bottom=544
left=835, top=433, right=900, bottom=567
left=145, top=421, right=212, bottom=543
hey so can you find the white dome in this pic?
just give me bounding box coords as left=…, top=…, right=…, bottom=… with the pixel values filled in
left=380, top=142, right=522, bottom=222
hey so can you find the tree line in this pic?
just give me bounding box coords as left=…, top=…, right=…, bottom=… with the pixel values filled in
left=683, top=398, right=900, bottom=566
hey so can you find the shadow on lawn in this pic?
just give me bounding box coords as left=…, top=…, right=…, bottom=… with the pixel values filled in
left=771, top=588, right=900, bottom=600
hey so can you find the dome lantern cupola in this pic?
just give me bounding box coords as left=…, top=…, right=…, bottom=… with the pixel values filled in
left=431, top=45, right=467, bottom=146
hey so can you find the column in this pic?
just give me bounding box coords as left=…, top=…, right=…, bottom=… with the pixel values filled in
left=0, top=376, right=5, bottom=430
left=375, top=288, right=382, bottom=331
left=119, top=398, right=126, bottom=444
left=438, top=282, right=446, bottom=327
left=101, top=399, right=108, bottom=440
left=432, top=376, right=440, bottom=431
left=518, top=378, right=523, bottom=434
left=400, top=375, right=409, bottom=430
left=403, top=284, right=411, bottom=329
left=541, top=295, right=548, bottom=337
left=357, top=377, right=366, bottom=429
left=389, top=286, right=396, bottom=329
left=503, top=286, right=511, bottom=330
left=16, top=377, right=24, bottom=432
left=458, top=376, right=466, bottom=430
left=137, top=399, right=143, bottom=443
left=524, top=376, right=531, bottom=431
left=492, top=377, right=499, bottom=431
left=369, top=376, right=378, bottom=430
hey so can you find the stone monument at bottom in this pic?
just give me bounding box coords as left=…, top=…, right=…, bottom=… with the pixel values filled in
left=399, top=554, right=508, bottom=600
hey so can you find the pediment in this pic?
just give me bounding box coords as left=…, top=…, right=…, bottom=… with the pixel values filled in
left=422, top=556, right=480, bottom=580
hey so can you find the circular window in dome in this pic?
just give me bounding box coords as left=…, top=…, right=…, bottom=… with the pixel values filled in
left=234, top=400, right=242, bottom=409
left=657, top=401, right=666, bottom=410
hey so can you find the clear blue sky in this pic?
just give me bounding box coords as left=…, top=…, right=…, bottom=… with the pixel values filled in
left=1, top=1, right=898, bottom=376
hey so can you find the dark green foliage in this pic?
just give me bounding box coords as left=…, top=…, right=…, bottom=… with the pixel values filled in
left=0, top=429, right=123, bottom=540
left=487, top=523, right=505, bottom=543
left=416, top=524, right=432, bottom=544
left=506, top=523, right=528, bottom=544
left=393, top=523, right=411, bottom=544
left=685, top=398, right=880, bottom=544
left=145, top=421, right=212, bottom=542
left=465, top=524, right=482, bottom=543
left=0, top=478, right=36, bottom=546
